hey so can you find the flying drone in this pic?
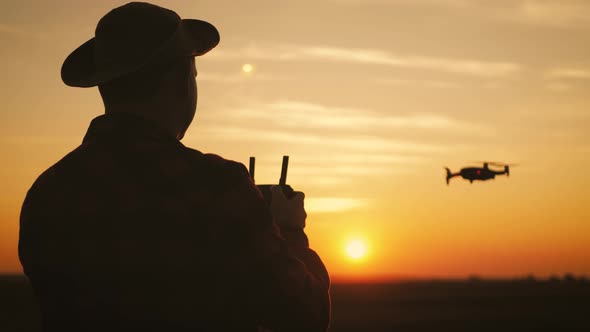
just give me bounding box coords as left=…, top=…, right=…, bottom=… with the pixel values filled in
left=445, top=162, right=516, bottom=185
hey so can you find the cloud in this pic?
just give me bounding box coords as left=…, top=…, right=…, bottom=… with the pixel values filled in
left=189, top=100, right=490, bottom=182
left=200, top=72, right=461, bottom=88
left=212, top=44, right=522, bottom=78
left=253, top=152, right=426, bottom=180
left=515, top=0, right=590, bottom=27
left=205, top=100, right=490, bottom=134
left=543, top=68, right=590, bottom=92
left=327, top=0, right=590, bottom=28
left=190, top=123, right=440, bottom=184
left=544, top=82, right=573, bottom=92
left=0, top=24, right=27, bottom=37
left=326, top=0, right=468, bottom=6
left=198, top=73, right=290, bottom=83
left=546, top=68, right=590, bottom=80
left=377, top=78, right=460, bottom=89
left=0, top=23, right=44, bottom=39
left=293, top=165, right=400, bottom=176
left=305, top=197, right=368, bottom=213
left=259, top=153, right=427, bottom=165
left=198, top=125, right=443, bottom=153
left=190, top=100, right=488, bottom=183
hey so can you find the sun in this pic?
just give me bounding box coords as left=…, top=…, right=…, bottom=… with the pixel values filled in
left=345, top=240, right=367, bottom=260
left=242, top=63, right=254, bottom=73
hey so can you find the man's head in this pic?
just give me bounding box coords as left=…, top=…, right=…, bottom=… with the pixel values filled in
left=61, top=2, right=219, bottom=139
left=98, top=56, right=198, bottom=140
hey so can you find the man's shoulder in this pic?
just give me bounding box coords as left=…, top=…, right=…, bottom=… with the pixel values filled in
left=26, top=144, right=251, bottom=200
left=25, top=144, right=92, bottom=197
left=183, top=148, right=250, bottom=184
left=173, top=148, right=257, bottom=198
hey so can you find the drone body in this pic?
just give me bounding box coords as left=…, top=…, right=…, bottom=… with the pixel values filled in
left=445, top=162, right=513, bottom=185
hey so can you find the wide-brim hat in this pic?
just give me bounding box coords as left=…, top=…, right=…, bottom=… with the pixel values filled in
left=61, top=2, right=220, bottom=87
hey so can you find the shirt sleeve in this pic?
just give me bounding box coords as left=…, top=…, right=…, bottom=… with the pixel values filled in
left=19, top=170, right=57, bottom=279
left=19, top=185, right=40, bottom=279
left=215, top=161, right=331, bottom=331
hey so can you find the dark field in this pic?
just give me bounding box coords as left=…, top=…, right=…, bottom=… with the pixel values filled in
left=2, top=274, right=589, bottom=331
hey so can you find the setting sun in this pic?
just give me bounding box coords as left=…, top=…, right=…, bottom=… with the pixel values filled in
left=346, top=240, right=367, bottom=260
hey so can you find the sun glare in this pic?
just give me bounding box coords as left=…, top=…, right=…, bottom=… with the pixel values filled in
left=242, top=63, right=254, bottom=73
left=346, top=240, right=367, bottom=260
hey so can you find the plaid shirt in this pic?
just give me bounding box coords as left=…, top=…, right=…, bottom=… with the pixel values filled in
left=19, top=113, right=330, bottom=331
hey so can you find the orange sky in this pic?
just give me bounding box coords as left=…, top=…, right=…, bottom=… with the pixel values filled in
left=1, top=0, right=589, bottom=279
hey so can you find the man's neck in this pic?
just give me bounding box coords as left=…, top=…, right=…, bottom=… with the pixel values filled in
left=105, top=103, right=182, bottom=140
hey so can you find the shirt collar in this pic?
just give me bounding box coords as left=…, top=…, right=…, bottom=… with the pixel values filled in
left=83, top=112, right=184, bottom=147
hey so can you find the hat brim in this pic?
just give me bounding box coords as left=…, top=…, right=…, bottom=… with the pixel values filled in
left=61, top=19, right=219, bottom=88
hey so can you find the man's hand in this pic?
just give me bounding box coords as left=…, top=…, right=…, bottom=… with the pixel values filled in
left=269, top=186, right=306, bottom=229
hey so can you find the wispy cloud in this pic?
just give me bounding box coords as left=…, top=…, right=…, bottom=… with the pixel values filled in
left=212, top=44, right=522, bottom=78
left=326, top=0, right=468, bottom=6
left=515, top=0, right=590, bottom=27
left=544, top=82, right=573, bottom=92
left=198, top=125, right=442, bottom=153
left=0, top=23, right=45, bottom=39
left=198, top=72, right=290, bottom=83
left=546, top=68, right=590, bottom=80
left=293, top=165, right=404, bottom=176
left=190, top=100, right=486, bottom=185
left=377, top=78, right=460, bottom=89
left=205, top=100, right=490, bottom=134
left=543, top=68, right=590, bottom=92
left=0, top=23, right=27, bottom=37
left=191, top=123, right=440, bottom=185
left=305, top=197, right=368, bottom=213
left=327, top=0, right=590, bottom=28
left=258, top=153, right=427, bottom=165
left=200, top=72, right=461, bottom=88
left=254, top=152, right=425, bottom=181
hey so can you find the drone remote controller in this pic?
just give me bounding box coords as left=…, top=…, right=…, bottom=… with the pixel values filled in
left=249, top=155, right=295, bottom=204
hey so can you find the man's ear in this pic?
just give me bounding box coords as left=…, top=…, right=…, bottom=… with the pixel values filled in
left=158, top=58, right=193, bottom=99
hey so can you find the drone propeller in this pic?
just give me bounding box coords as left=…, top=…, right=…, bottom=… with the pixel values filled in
left=474, top=161, right=519, bottom=167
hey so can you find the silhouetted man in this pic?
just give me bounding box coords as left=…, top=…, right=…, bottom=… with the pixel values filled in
left=18, top=3, right=330, bottom=331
